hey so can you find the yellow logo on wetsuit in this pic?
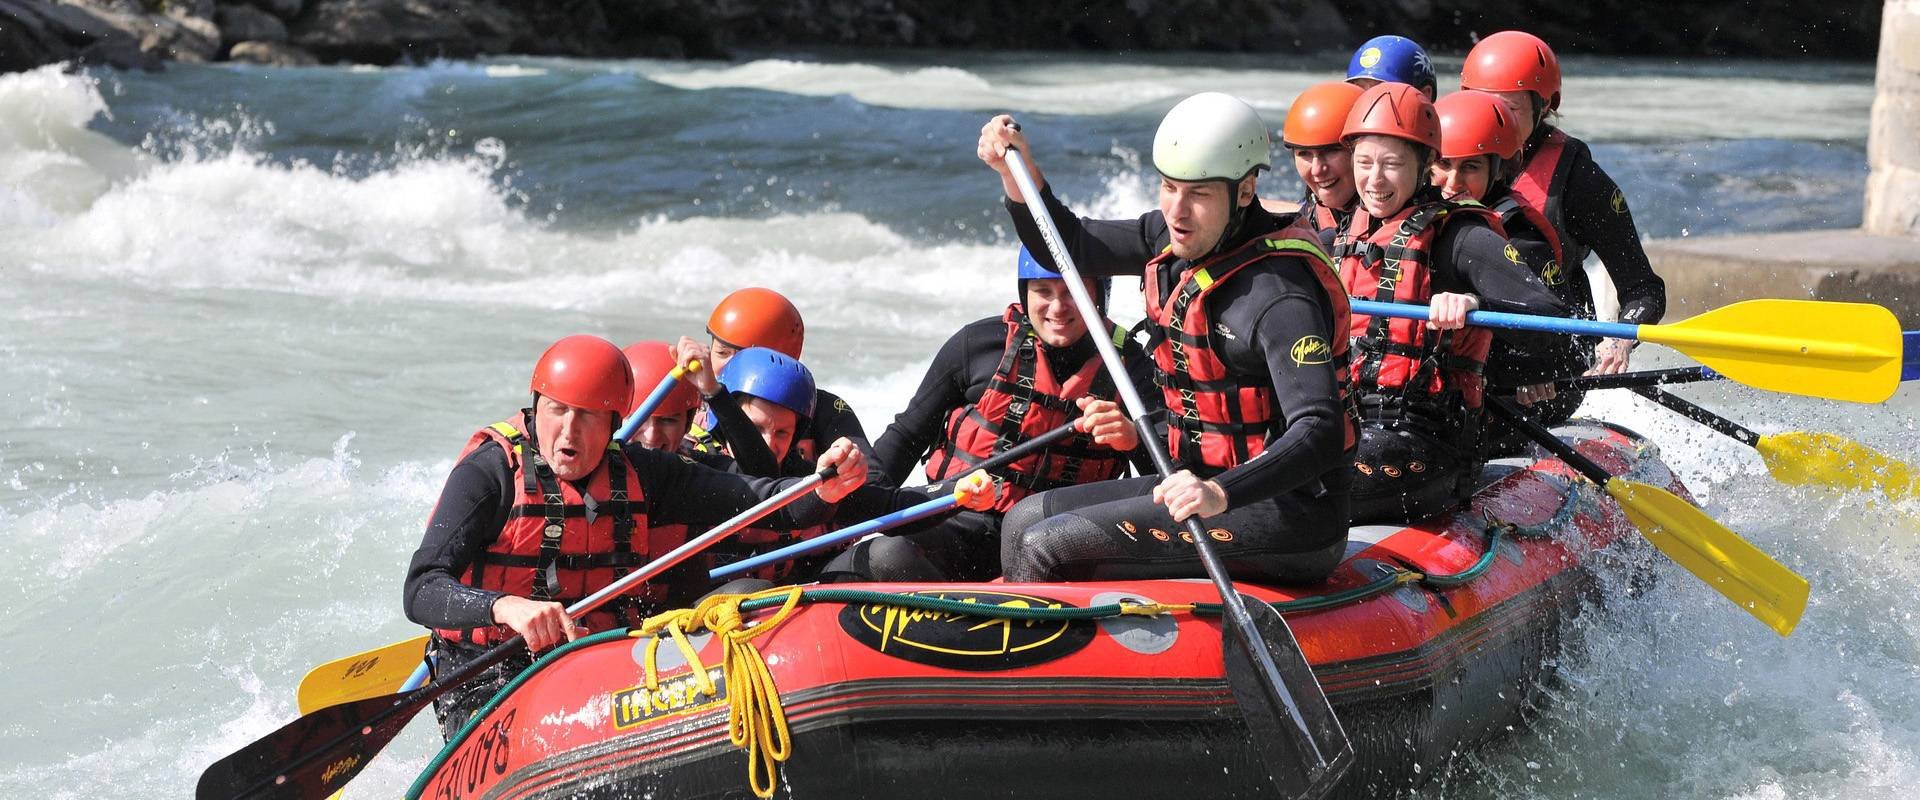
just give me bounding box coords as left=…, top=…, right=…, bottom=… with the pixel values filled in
left=1504, top=243, right=1521, bottom=264
left=1610, top=189, right=1627, bottom=214
left=1290, top=335, right=1332, bottom=366
left=1541, top=260, right=1565, bottom=286
left=1359, top=47, right=1382, bottom=68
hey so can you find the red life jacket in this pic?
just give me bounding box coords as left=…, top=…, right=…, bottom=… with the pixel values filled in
left=1336, top=199, right=1504, bottom=422
left=1507, top=127, right=1592, bottom=268
left=923, top=304, right=1133, bottom=512
left=435, top=415, right=675, bottom=646
left=1143, top=226, right=1358, bottom=476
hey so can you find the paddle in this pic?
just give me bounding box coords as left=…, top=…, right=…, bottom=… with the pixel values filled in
left=196, top=468, right=835, bottom=800
left=1350, top=298, right=1903, bottom=403
left=1626, top=387, right=1919, bottom=503
left=1487, top=397, right=1808, bottom=636
left=295, top=635, right=428, bottom=715
left=1562, top=331, right=1920, bottom=392
left=1004, top=147, right=1352, bottom=798
left=615, top=359, right=702, bottom=441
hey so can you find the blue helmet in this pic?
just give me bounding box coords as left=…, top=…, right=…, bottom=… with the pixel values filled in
left=1346, top=35, right=1435, bottom=92
left=1016, top=245, right=1060, bottom=280
left=1015, top=246, right=1111, bottom=312
left=718, top=346, right=816, bottom=419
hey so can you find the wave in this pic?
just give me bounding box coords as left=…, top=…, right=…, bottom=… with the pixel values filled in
left=633, top=55, right=1871, bottom=142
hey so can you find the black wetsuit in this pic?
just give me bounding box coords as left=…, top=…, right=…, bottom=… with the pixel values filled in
left=403, top=441, right=836, bottom=739
left=1485, top=125, right=1667, bottom=441
left=1342, top=196, right=1571, bottom=524
left=999, top=187, right=1353, bottom=584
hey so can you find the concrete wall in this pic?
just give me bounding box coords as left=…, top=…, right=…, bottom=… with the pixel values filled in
left=1867, top=0, right=1920, bottom=236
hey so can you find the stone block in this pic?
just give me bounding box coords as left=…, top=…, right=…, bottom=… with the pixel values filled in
left=218, top=2, right=289, bottom=46
left=228, top=39, right=317, bottom=64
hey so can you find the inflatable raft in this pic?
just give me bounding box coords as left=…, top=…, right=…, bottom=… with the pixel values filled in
left=408, top=421, right=1676, bottom=800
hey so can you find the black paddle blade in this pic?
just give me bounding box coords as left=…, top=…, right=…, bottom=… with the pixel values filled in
left=196, top=691, right=424, bottom=800
left=1222, top=594, right=1353, bottom=799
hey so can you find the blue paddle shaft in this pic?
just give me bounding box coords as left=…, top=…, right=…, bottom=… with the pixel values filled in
left=708, top=493, right=961, bottom=581
left=399, top=661, right=429, bottom=692
left=1905, top=332, right=1920, bottom=382
left=614, top=370, right=686, bottom=441
left=1349, top=299, right=1640, bottom=340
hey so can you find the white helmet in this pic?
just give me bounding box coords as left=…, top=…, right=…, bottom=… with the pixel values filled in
left=1151, top=92, right=1273, bottom=182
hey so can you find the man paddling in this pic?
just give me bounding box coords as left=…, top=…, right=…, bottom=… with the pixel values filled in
left=403, top=335, right=867, bottom=738
left=855, top=246, right=1156, bottom=580
left=977, top=93, right=1358, bottom=584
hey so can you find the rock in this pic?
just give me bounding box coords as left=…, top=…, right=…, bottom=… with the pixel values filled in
left=0, top=0, right=78, bottom=72
left=228, top=39, right=318, bottom=65
left=0, top=0, right=164, bottom=71
left=250, top=0, right=305, bottom=21
left=290, top=0, right=521, bottom=63
left=218, top=2, right=289, bottom=47
left=141, top=12, right=221, bottom=62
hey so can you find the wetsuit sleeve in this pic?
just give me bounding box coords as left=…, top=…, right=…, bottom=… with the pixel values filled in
left=1562, top=153, right=1667, bottom=325
left=1211, top=292, right=1349, bottom=507
left=1438, top=217, right=1573, bottom=356
left=700, top=391, right=781, bottom=477
left=825, top=482, right=945, bottom=527
left=872, top=325, right=978, bottom=486
left=629, top=445, right=835, bottom=530
left=403, top=445, right=515, bottom=630
left=810, top=390, right=872, bottom=460
left=1006, top=185, right=1168, bottom=279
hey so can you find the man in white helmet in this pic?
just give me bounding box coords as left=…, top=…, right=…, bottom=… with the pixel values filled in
left=975, top=93, right=1358, bottom=585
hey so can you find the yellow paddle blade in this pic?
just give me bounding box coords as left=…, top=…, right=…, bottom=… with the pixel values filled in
left=1603, top=478, right=1809, bottom=637
left=296, top=635, right=429, bottom=714
left=1637, top=299, right=1901, bottom=404
left=1758, top=431, right=1920, bottom=502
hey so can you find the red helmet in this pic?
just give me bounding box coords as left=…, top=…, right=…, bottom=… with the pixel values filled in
left=1460, top=30, right=1562, bottom=111
left=622, top=341, right=702, bottom=417
left=1435, top=90, right=1521, bottom=160
left=707, top=287, right=805, bottom=359
left=1341, top=82, right=1441, bottom=154
left=530, top=335, right=634, bottom=417
left=1282, top=81, right=1365, bottom=149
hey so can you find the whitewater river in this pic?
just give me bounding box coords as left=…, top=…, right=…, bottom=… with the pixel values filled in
left=1, top=50, right=1915, bottom=798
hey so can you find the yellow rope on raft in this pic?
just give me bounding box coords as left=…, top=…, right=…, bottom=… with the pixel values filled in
left=630, top=586, right=810, bottom=799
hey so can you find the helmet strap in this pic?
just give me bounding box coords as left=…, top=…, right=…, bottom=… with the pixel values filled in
left=1207, top=172, right=1257, bottom=259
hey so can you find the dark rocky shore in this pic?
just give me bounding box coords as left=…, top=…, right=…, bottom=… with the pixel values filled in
left=0, top=0, right=1884, bottom=73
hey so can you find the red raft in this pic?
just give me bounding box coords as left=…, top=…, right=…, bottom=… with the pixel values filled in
left=409, top=421, right=1675, bottom=800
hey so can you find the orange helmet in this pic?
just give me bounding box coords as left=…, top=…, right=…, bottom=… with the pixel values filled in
left=1282, top=81, right=1365, bottom=149
left=622, top=341, right=702, bottom=417
left=707, top=287, right=805, bottom=359
left=530, top=335, right=634, bottom=417
left=1341, top=82, right=1441, bottom=154
left=1435, top=90, right=1521, bottom=160
left=1460, top=30, right=1562, bottom=111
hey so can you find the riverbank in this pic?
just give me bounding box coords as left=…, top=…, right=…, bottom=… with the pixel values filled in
left=1648, top=229, right=1920, bottom=326
left=0, top=0, right=1883, bottom=73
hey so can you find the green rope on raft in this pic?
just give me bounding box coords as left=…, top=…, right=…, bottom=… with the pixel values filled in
left=406, top=522, right=1513, bottom=799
